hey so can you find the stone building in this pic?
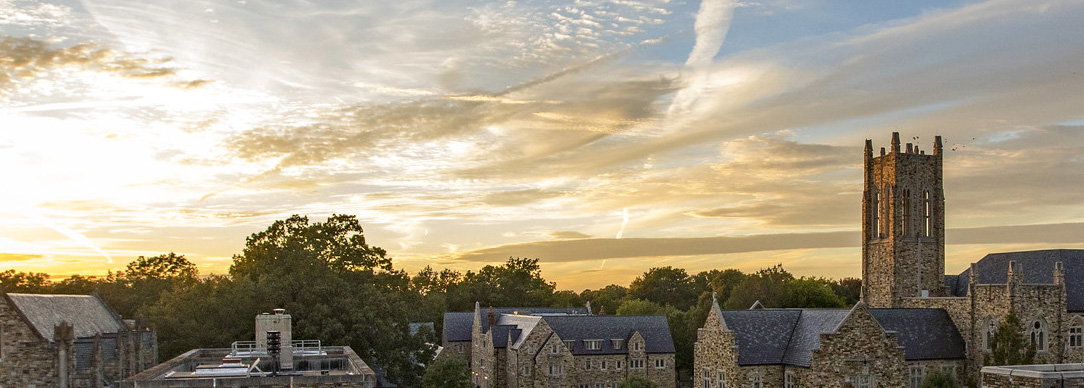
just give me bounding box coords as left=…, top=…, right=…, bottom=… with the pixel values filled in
left=981, top=364, right=1084, bottom=387
left=0, top=289, right=157, bottom=388
left=694, top=133, right=1084, bottom=387
left=468, top=303, right=676, bottom=388
left=442, top=305, right=589, bottom=368
left=121, top=308, right=377, bottom=387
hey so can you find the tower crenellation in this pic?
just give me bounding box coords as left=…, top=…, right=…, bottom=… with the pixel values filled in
left=862, top=132, right=946, bottom=308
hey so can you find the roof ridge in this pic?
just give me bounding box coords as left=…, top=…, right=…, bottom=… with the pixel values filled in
left=778, top=309, right=804, bottom=364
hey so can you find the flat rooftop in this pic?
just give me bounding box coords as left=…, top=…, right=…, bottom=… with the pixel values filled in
left=120, top=346, right=375, bottom=387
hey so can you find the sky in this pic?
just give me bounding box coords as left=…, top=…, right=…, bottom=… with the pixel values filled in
left=2, top=0, right=1083, bottom=291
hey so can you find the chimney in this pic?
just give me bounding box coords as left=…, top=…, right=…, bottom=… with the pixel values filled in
left=934, top=135, right=943, bottom=155
left=906, top=143, right=913, bottom=154
left=487, top=306, right=495, bottom=327
left=891, top=132, right=901, bottom=154
left=1054, top=262, right=1065, bottom=285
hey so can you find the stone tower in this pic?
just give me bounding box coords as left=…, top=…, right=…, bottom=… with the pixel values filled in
left=861, top=132, right=946, bottom=308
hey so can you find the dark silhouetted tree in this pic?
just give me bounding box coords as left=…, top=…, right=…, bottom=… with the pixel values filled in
left=984, top=311, right=1036, bottom=366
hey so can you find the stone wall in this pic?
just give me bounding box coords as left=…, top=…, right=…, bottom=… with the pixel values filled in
left=0, top=294, right=76, bottom=388
left=981, top=364, right=1084, bottom=388
left=693, top=308, right=741, bottom=388
left=862, top=134, right=946, bottom=309
left=805, top=305, right=906, bottom=387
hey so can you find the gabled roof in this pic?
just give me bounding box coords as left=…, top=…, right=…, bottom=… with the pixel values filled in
left=543, top=315, right=674, bottom=355
left=5, top=293, right=125, bottom=342
left=869, top=309, right=966, bottom=360
left=442, top=306, right=589, bottom=343
left=719, top=306, right=965, bottom=367
left=718, top=310, right=803, bottom=365
left=948, top=249, right=1084, bottom=311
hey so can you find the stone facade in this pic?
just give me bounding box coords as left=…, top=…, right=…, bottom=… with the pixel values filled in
left=803, top=306, right=906, bottom=387
left=470, top=304, right=676, bottom=388
left=862, top=133, right=947, bottom=308
left=0, top=291, right=157, bottom=388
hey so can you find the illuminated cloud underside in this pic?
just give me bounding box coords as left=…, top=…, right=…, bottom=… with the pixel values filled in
left=1, top=0, right=1083, bottom=289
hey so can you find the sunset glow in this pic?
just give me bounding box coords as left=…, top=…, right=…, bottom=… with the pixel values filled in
left=3, top=0, right=1084, bottom=289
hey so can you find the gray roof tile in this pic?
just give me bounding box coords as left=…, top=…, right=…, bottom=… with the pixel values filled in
left=443, top=306, right=588, bottom=343
left=720, top=307, right=964, bottom=366
left=543, top=315, right=674, bottom=355
left=949, top=249, right=1084, bottom=311
left=6, top=293, right=125, bottom=342
left=869, top=309, right=966, bottom=360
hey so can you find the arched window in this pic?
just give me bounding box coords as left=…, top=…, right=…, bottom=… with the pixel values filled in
left=902, top=189, right=911, bottom=236
left=870, top=188, right=879, bottom=239
left=923, top=190, right=931, bottom=237
left=1031, top=319, right=1048, bottom=352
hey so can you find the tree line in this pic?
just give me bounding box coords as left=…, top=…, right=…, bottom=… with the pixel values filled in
left=1, top=214, right=862, bottom=385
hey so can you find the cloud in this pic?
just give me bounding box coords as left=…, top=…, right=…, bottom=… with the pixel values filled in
left=549, top=231, right=592, bottom=240
left=453, top=222, right=1084, bottom=263
left=0, top=253, right=44, bottom=262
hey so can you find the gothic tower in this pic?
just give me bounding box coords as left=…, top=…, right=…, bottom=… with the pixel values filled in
left=861, top=132, right=946, bottom=308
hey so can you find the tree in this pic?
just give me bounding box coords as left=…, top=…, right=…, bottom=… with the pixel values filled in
left=618, top=376, right=658, bottom=388
left=921, top=368, right=960, bottom=388
left=984, top=311, right=1036, bottom=366
left=783, top=278, right=845, bottom=308
left=580, top=284, right=628, bottom=315
left=831, top=277, right=862, bottom=305
left=724, top=264, right=794, bottom=309
left=692, top=269, right=746, bottom=305
left=629, top=267, right=696, bottom=310
left=420, top=356, right=471, bottom=388
left=0, top=269, right=50, bottom=292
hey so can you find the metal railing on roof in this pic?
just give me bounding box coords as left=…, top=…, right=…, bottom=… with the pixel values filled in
left=230, top=340, right=323, bottom=356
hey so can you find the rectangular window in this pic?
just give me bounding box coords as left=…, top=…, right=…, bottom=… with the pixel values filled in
left=616, top=361, right=623, bottom=369
left=785, top=372, right=796, bottom=388
left=612, top=339, right=624, bottom=350
left=523, top=364, right=531, bottom=376
left=585, top=339, right=602, bottom=350
left=941, top=365, right=954, bottom=376
left=630, top=359, right=644, bottom=369
left=551, top=344, right=558, bottom=354
left=717, top=371, right=726, bottom=388
left=1071, top=327, right=1083, bottom=347
left=654, top=358, right=665, bottom=368
left=585, top=359, right=592, bottom=370
left=565, top=340, right=576, bottom=350
left=601, top=360, right=607, bottom=370
left=909, top=365, right=924, bottom=388
left=701, top=369, right=711, bottom=388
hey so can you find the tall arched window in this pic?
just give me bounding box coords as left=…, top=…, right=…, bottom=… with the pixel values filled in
left=902, top=189, right=912, bottom=236
left=984, top=316, right=996, bottom=352
left=1031, top=319, right=1048, bottom=352
left=923, top=190, right=931, bottom=237
left=870, top=188, right=879, bottom=239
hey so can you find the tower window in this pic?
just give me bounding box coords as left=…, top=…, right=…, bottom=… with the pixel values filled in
left=923, top=191, right=931, bottom=237
left=1070, top=326, right=1082, bottom=347
left=870, top=188, right=879, bottom=239
left=902, top=189, right=911, bottom=236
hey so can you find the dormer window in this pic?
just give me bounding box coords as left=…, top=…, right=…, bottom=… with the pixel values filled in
left=564, top=340, right=575, bottom=350
left=612, top=339, right=624, bottom=350
left=585, top=339, right=602, bottom=350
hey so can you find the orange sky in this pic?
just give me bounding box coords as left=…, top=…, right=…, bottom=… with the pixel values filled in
left=2, top=0, right=1084, bottom=290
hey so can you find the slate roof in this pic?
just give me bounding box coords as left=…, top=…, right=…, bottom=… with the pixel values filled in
left=869, top=309, right=966, bottom=360
left=719, top=306, right=964, bottom=367
left=5, top=293, right=125, bottom=342
left=719, top=310, right=803, bottom=365
left=442, top=306, right=589, bottom=343
left=543, top=315, right=675, bottom=355
left=946, top=249, right=1084, bottom=311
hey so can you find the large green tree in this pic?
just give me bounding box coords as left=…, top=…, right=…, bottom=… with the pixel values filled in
left=628, top=267, right=696, bottom=310
left=420, top=356, right=471, bottom=388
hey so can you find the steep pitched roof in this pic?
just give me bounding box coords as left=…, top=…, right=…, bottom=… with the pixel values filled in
left=718, top=310, right=802, bottom=365
left=948, top=249, right=1084, bottom=311
left=869, top=309, right=966, bottom=360
left=719, top=306, right=965, bottom=366
left=5, top=293, right=125, bottom=341
left=780, top=309, right=851, bottom=367
left=442, top=306, right=588, bottom=343
left=543, top=315, right=675, bottom=355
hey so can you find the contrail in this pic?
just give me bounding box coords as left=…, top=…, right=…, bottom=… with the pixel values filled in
left=667, top=0, right=737, bottom=118
left=25, top=212, right=114, bottom=263
left=615, top=208, right=630, bottom=239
